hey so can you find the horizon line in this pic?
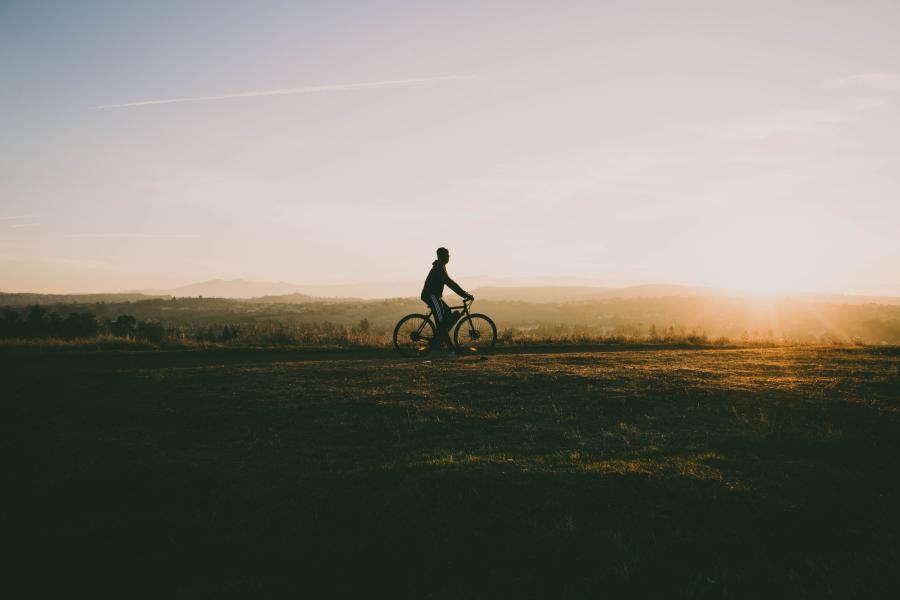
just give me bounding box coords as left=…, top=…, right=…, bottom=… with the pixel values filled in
left=4, top=281, right=900, bottom=300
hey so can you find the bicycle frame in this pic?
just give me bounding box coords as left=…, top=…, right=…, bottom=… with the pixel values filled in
left=417, top=297, right=474, bottom=337
left=394, top=296, right=495, bottom=356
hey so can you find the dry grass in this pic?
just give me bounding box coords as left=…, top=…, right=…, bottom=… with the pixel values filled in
left=2, top=346, right=899, bottom=598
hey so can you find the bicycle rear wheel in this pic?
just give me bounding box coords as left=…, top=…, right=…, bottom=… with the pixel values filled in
left=393, top=314, right=436, bottom=357
left=454, top=314, right=497, bottom=354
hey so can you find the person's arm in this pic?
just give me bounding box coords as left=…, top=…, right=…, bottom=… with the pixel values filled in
left=443, top=267, right=472, bottom=299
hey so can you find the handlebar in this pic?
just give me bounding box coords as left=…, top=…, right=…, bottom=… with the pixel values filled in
left=448, top=297, right=474, bottom=310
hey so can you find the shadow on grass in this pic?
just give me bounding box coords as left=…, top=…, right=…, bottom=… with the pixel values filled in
left=2, top=348, right=899, bottom=598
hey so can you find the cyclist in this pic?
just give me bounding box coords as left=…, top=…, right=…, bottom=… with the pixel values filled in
left=421, top=247, right=473, bottom=353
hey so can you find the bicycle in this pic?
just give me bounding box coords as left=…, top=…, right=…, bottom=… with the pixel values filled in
left=393, top=298, right=497, bottom=357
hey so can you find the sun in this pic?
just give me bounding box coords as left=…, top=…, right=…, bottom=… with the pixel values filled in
left=736, top=267, right=797, bottom=296
left=682, top=203, right=844, bottom=297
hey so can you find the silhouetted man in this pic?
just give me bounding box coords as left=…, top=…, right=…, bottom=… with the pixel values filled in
left=421, top=247, right=473, bottom=354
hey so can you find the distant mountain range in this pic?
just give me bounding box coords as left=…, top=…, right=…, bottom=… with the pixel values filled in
left=470, top=284, right=723, bottom=303
left=126, top=279, right=417, bottom=300
left=3, top=278, right=898, bottom=306
left=125, top=279, right=727, bottom=300
left=119, top=278, right=900, bottom=305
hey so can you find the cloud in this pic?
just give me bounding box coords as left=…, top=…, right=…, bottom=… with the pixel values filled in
left=8, top=223, right=39, bottom=228
left=827, top=73, right=900, bottom=92
left=720, top=75, right=898, bottom=141
left=850, top=97, right=890, bottom=110
left=721, top=98, right=889, bottom=141
left=722, top=107, right=847, bottom=141
left=0, top=214, right=35, bottom=220
left=95, top=75, right=465, bottom=109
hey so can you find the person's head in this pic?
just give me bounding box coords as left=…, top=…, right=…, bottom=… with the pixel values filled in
left=436, top=247, right=449, bottom=264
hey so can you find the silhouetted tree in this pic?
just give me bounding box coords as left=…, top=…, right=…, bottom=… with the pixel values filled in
left=109, top=315, right=138, bottom=338
left=26, top=305, right=50, bottom=338
left=0, top=309, right=24, bottom=338
left=135, top=321, right=166, bottom=343
left=60, top=313, right=99, bottom=339
left=49, top=313, right=63, bottom=338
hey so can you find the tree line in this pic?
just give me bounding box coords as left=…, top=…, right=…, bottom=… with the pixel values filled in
left=0, top=305, right=381, bottom=346
left=0, top=306, right=165, bottom=342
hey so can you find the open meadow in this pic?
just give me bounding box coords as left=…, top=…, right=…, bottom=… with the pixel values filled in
left=7, top=2, right=900, bottom=597
left=3, top=345, right=899, bottom=598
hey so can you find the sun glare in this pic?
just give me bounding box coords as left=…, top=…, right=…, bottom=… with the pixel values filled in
left=738, top=270, right=796, bottom=296
left=694, top=246, right=805, bottom=296
left=689, top=213, right=832, bottom=296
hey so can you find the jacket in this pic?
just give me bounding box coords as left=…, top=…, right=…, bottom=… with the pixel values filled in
left=421, top=260, right=468, bottom=301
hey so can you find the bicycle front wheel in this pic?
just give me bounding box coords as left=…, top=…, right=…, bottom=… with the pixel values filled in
left=454, top=314, right=497, bottom=354
left=393, top=314, right=436, bottom=357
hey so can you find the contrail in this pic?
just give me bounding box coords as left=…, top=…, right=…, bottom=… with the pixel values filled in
left=95, top=75, right=465, bottom=109
left=63, top=233, right=200, bottom=239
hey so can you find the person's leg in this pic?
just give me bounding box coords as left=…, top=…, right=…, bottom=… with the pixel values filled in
left=439, top=299, right=455, bottom=349
left=428, top=296, right=444, bottom=348
left=429, top=296, right=453, bottom=350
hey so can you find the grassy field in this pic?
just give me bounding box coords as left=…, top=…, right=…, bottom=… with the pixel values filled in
left=3, top=346, right=900, bottom=598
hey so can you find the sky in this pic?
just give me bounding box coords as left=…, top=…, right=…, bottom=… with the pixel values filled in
left=2, top=0, right=899, bottom=295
